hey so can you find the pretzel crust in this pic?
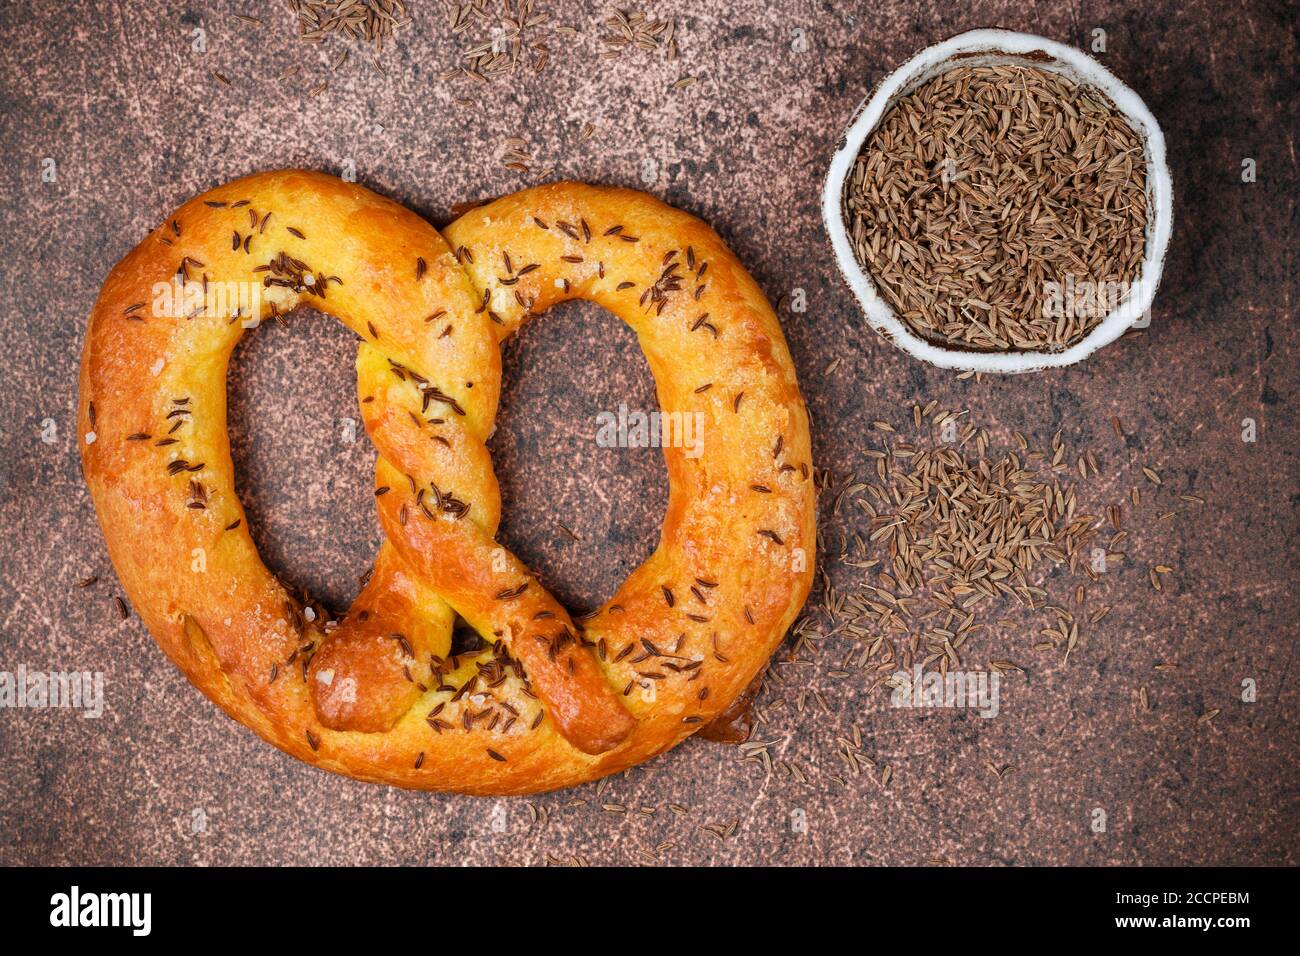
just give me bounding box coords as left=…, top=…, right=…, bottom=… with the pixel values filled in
left=80, top=170, right=815, bottom=794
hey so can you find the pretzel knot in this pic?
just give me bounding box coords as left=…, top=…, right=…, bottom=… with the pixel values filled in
left=81, top=170, right=815, bottom=794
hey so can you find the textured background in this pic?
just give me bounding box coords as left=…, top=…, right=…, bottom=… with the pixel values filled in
left=0, top=0, right=1295, bottom=866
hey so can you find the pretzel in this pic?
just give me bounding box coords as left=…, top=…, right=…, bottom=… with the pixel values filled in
left=80, top=170, right=815, bottom=794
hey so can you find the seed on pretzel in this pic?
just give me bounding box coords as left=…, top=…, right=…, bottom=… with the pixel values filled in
left=81, top=170, right=815, bottom=794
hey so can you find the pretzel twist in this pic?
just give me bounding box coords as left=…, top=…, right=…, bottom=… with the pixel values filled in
left=81, top=170, right=815, bottom=794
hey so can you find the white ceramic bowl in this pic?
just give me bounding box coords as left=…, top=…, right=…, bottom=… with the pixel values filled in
left=822, top=29, right=1173, bottom=373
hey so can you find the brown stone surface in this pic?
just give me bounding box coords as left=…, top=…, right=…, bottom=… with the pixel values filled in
left=0, top=1, right=1295, bottom=866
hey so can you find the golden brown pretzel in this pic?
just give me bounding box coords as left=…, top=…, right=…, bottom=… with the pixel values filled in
left=80, top=170, right=815, bottom=794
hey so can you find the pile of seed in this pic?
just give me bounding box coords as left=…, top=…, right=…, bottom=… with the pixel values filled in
left=800, top=403, right=1177, bottom=685
left=846, top=65, right=1149, bottom=351
left=436, top=5, right=682, bottom=85
left=440, top=0, right=567, bottom=82
left=225, top=2, right=410, bottom=93
left=600, top=8, right=679, bottom=61
left=284, top=0, right=410, bottom=52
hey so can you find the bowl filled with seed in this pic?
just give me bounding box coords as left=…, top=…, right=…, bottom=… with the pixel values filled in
left=823, top=29, right=1173, bottom=372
